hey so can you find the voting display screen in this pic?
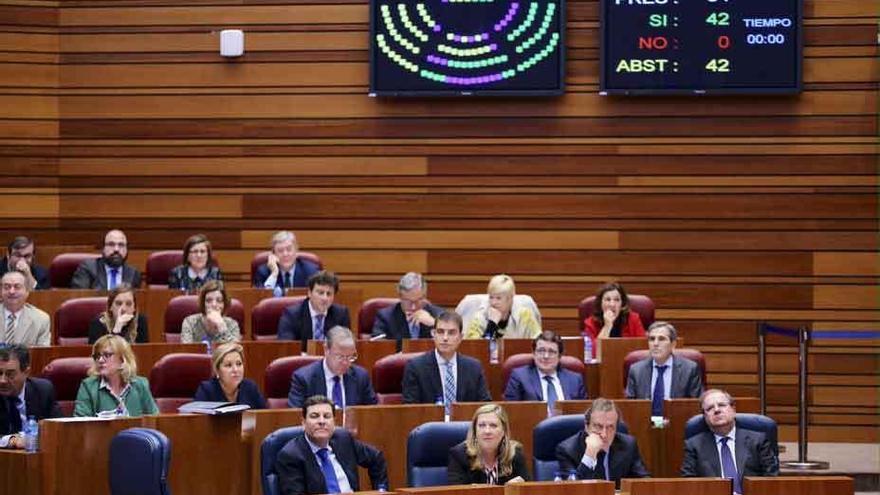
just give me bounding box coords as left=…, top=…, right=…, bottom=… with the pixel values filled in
left=600, top=0, right=802, bottom=95
left=369, top=0, right=565, bottom=95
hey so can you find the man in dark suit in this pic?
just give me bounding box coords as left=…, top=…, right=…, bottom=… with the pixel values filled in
left=681, top=389, right=778, bottom=494
left=277, top=271, right=351, bottom=346
left=253, top=230, right=319, bottom=290
left=288, top=326, right=378, bottom=408
left=0, top=236, right=50, bottom=290
left=371, top=272, right=445, bottom=350
left=625, top=321, right=702, bottom=415
left=401, top=311, right=491, bottom=409
left=503, top=330, right=587, bottom=404
left=556, top=398, right=649, bottom=487
left=70, top=229, right=142, bottom=290
left=0, top=345, right=61, bottom=448
left=276, top=395, right=388, bottom=495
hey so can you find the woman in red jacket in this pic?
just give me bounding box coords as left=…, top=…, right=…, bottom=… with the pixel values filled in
left=583, top=282, right=646, bottom=358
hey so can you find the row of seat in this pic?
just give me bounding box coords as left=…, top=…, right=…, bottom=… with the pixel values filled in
left=50, top=292, right=657, bottom=345
left=47, top=250, right=322, bottom=288
left=261, top=411, right=774, bottom=494
left=39, top=346, right=706, bottom=415
left=112, top=411, right=778, bottom=495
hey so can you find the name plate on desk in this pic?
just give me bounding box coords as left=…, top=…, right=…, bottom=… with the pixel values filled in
left=396, top=484, right=504, bottom=495
left=620, top=477, right=731, bottom=495
left=506, top=480, right=615, bottom=495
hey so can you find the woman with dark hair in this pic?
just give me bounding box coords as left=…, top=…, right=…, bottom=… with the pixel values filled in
left=448, top=403, right=530, bottom=485
left=193, top=342, right=266, bottom=409
left=167, top=233, right=223, bottom=292
left=583, top=282, right=646, bottom=358
left=87, top=283, right=148, bottom=344
left=180, top=280, right=241, bottom=344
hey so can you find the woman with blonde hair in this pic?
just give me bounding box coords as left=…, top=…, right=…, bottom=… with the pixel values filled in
left=87, top=283, right=148, bottom=344
left=448, top=403, right=530, bottom=484
left=74, top=334, right=158, bottom=417
left=193, top=342, right=266, bottom=409
left=462, top=274, right=541, bottom=340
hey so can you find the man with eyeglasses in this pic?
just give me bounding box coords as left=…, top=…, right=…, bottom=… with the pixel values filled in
left=287, top=326, right=377, bottom=408
left=371, top=272, right=445, bottom=350
left=681, top=389, right=778, bottom=494
left=503, top=330, right=586, bottom=404
left=71, top=229, right=142, bottom=290
left=556, top=397, right=649, bottom=487
left=0, top=236, right=50, bottom=290
left=0, top=345, right=61, bottom=449
left=401, top=311, right=491, bottom=407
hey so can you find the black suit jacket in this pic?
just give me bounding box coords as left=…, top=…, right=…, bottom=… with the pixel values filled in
left=681, top=425, right=779, bottom=483
left=287, top=360, right=377, bottom=408
left=625, top=355, right=703, bottom=400
left=253, top=258, right=320, bottom=289
left=70, top=257, right=141, bottom=290
left=276, top=299, right=351, bottom=347
left=556, top=431, right=650, bottom=488
left=275, top=429, right=388, bottom=495
left=402, top=350, right=491, bottom=404
left=0, top=377, right=62, bottom=435
left=371, top=302, right=444, bottom=349
left=447, top=442, right=531, bottom=485
left=0, top=259, right=50, bottom=290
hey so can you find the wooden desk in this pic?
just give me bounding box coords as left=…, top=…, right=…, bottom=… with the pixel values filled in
left=346, top=404, right=445, bottom=490
left=596, top=338, right=644, bottom=398
left=743, top=476, right=854, bottom=495
left=40, top=416, right=143, bottom=495
left=620, top=477, right=731, bottom=495
left=396, top=485, right=504, bottom=495
left=0, top=450, right=41, bottom=495
left=506, top=480, right=614, bottom=495
left=148, top=414, right=247, bottom=495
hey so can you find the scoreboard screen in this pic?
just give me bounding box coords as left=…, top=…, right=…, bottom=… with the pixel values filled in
left=369, top=0, right=565, bottom=96
left=600, top=0, right=802, bottom=95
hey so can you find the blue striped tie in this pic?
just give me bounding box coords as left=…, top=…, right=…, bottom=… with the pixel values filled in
left=443, top=360, right=455, bottom=414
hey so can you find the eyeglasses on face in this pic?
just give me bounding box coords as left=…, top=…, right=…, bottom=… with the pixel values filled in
left=93, top=351, right=115, bottom=361
left=329, top=353, right=358, bottom=363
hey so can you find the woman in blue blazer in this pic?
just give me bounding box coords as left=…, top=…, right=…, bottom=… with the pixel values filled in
left=194, top=342, right=266, bottom=409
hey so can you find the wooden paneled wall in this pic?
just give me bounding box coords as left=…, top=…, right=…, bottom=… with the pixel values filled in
left=1, top=0, right=877, bottom=441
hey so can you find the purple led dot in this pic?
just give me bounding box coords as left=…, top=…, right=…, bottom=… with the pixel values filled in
left=434, top=24, right=442, bottom=31
left=482, top=32, right=490, bottom=39
left=490, top=43, right=498, bottom=51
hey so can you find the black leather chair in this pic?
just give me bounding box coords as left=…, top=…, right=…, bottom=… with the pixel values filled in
left=109, top=428, right=171, bottom=495
left=260, top=426, right=305, bottom=495
left=406, top=421, right=469, bottom=487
